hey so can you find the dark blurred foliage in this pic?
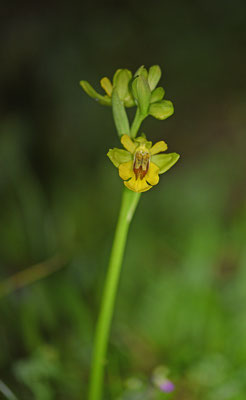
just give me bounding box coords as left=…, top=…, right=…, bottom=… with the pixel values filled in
left=0, top=1, right=246, bottom=399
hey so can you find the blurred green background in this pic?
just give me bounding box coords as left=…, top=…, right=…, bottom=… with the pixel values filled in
left=1, top=1, right=246, bottom=399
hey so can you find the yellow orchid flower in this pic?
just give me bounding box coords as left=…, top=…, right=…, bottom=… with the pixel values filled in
left=107, top=134, right=180, bottom=193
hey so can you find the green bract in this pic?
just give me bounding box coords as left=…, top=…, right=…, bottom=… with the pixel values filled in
left=131, top=75, right=151, bottom=116
left=80, top=80, right=111, bottom=106
left=112, top=89, right=130, bottom=136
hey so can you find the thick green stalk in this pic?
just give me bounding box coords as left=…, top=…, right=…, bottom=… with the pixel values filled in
left=88, top=188, right=141, bottom=400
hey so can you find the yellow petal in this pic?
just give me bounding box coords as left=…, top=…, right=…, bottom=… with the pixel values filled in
left=146, top=162, right=160, bottom=186
left=150, top=140, right=168, bottom=155
left=124, top=176, right=152, bottom=193
left=100, top=77, right=113, bottom=96
left=119, top=161, right=134, bottom=180
left=121, top=134, right=138, bottom=154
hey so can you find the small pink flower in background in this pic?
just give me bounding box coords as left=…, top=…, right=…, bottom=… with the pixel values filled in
left=152, top=365, right=175, bottom=394
left=159, top=379, right=175, bottom=393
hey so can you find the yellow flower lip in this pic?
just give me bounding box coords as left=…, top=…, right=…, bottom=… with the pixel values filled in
left=107, top=134, right=180, bottom=193
left=122, top=160, right=160, bottom=192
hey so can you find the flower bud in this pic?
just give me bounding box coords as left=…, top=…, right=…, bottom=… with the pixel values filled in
left=148, top=65, right=162, bottom=91
left=113, top=69, right=135, bottom=107
left=150, top=87, right=165, bottom=103
left=149, top=99, right=174, bottom=120
left=134, top=65, right=148, bottom=79
left=100, top=77, right=113, bottom=97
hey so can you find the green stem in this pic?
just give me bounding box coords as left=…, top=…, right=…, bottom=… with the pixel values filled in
left=88, top=188, right=141, bottom=400
left=130, top=108, right=146, bottom=138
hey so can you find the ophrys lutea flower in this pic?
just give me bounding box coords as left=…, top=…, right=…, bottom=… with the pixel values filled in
left=108, top=134, right=180, bottom=193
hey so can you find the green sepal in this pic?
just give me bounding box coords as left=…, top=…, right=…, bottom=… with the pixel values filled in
left=151, top=153, right=180, bottom=174
left=150, top=87, right=165, bottom=104
left=113, top=69, right=135, bottom=107
left=114, top=69, right=131, bottom=99
left=113, top=69, right=124, bottom=86
left=107, top=148, right=132, bottom=167
left=80, top=80, right=111, bottom=106
left=149, top=100, right=174, bottom=120
left=148, top=65, right=162, bottom=91
left=112, top=89, right=130, bottom=137
left=131, top=75, right=151, bottom=116
left=134, top=65, right=148, bottom=79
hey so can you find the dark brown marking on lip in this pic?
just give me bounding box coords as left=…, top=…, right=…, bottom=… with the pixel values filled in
left=133, top=151, right=150, bottom=180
